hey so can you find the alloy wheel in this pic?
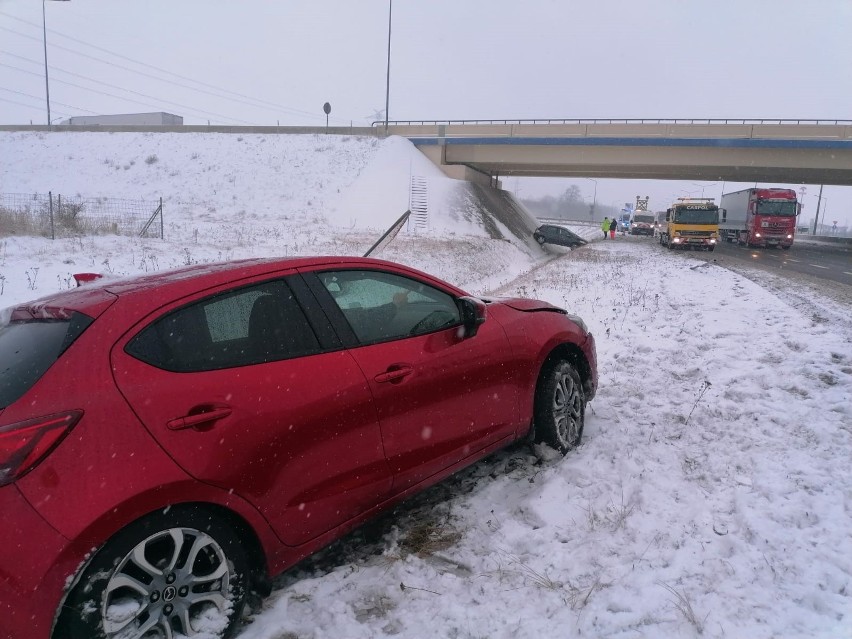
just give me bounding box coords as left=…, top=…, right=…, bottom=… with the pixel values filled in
left=101, top=527, right=232, bottom=638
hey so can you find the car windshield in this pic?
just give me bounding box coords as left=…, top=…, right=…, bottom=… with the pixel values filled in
left=757, top=201, right=798, bottom=216
left=0, top=311, right=93, bottom=409
left=632, top=215, right=655, bottom=223
left=673, top=208, right=719, bottom=224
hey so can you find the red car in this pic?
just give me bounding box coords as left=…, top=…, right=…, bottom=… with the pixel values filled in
left=0, top=256, right=597, bottom=639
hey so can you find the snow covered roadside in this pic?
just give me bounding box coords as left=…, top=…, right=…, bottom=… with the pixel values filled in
left=235, top=240, right=852, bottom=639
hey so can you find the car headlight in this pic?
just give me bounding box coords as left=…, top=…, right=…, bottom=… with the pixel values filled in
left=565, top=313, right=588, bottom=334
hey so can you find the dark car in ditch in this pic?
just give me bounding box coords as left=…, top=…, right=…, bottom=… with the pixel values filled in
left=533, top=224, right=588, bottom=248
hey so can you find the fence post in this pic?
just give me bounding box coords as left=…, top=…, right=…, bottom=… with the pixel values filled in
left=140, top=198, right=163, bottom=239
left=49, top=191, right=55, bottom=240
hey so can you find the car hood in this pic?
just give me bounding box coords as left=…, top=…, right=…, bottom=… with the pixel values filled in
left=485, top=297, right=565, bottom=313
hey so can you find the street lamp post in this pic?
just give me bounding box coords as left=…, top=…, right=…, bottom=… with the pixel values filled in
left=42, top=0, right=51, bottom=126
left=585, top=178, right=598, bottom=219
left=813, top=185, right=825, bottom=234
left=42, top=0, right=69, bottom=128
left=384, top=0, right=393, bottom=133
left=691, top=182, right=717, bottom=199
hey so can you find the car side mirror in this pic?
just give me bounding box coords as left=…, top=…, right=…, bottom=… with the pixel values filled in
left=457, top=296, right=487, bottom=338
left=721, top=208, right=727, bottom=222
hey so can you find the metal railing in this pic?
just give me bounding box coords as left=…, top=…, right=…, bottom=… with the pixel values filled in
left=374, top=118, right=852, bottom=127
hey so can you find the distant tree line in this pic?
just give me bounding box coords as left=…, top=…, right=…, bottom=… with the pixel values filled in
left=519, top=185, right=620, bottom=222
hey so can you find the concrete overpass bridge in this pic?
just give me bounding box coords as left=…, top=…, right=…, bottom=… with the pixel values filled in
left=380, top=119, right=852, bottom=187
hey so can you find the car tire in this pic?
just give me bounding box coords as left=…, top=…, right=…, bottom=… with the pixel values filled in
left=54, top=506, right=251, bottom=639
left=536, top=236, right=546, bottom=245
left=533, top=359, right=585, bottom=454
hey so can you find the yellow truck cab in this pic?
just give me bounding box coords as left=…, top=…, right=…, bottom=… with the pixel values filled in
left=659, top=198, right=720, bottom=252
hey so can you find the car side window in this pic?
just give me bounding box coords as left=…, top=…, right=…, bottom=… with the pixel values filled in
left=318, top=269, right=461, bottom=344
left=126, top=279, right=320, bottom=371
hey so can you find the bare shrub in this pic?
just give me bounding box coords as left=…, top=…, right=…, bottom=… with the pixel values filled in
left=56, top=200, right=85, bottom=230
left=657, top=582, right=709, bottom=634
left=0, top=205, right=46, bottom=236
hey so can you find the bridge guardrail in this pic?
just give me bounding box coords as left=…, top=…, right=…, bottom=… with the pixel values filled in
left=377, top=120, right=852, bottom=141
left=376, top=119, right=852, bottom=126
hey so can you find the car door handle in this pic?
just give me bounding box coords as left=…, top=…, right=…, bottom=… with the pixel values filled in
left=167, top=407, right=232, bottom=431
left=374, top=366, right=413, bottom=384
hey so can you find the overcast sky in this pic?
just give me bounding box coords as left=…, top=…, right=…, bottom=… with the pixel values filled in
left=1, top=0, right=851, bottom=219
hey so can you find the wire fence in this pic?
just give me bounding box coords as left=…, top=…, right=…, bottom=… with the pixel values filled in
left=0, top=193, right=163, bottom=239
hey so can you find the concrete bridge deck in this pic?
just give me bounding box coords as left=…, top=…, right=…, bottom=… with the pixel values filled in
left=383, top=120, right=852, bottom=186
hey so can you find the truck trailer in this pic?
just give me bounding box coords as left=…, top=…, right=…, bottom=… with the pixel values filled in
left=719, top=188, right=799, bottom=249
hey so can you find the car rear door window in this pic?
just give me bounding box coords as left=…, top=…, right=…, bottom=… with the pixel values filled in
left=0, top=311, right=93, bottom=409
left=126, top=279, right=321, bottom=371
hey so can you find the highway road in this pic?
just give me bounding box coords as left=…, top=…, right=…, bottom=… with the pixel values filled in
left=694, top=238, right=852, bottom=287
left=543, top=219, right=852, bottom=287
left=627, top=232, right=852, bottom=288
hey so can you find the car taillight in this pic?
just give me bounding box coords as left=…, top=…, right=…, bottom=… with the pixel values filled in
left=0, top=410, right=82, bottom=486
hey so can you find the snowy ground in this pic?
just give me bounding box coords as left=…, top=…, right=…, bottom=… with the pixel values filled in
left=1, top=132, right=851, bottom=638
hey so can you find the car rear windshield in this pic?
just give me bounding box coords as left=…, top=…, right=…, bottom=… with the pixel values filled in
left=0, top=311, right=93, bottom=409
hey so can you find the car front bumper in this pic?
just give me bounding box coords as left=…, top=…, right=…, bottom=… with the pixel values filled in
left=582, top=332, right=598, bottom=401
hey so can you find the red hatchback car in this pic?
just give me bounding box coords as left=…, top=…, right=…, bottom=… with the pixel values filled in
left=0, top=256, right=597, bottom=639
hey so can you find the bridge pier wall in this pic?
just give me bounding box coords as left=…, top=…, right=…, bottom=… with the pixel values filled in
left=417, top=145, right=499, bottom=188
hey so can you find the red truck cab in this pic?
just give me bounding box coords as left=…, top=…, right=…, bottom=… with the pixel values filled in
left=719, top=188, right=799, bottom=249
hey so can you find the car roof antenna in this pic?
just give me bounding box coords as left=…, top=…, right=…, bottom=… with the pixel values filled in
left=363, top=210, right=411, bottom=257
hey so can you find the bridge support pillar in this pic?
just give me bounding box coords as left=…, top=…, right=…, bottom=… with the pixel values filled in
left=418, top=145, right=497, bottom=187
